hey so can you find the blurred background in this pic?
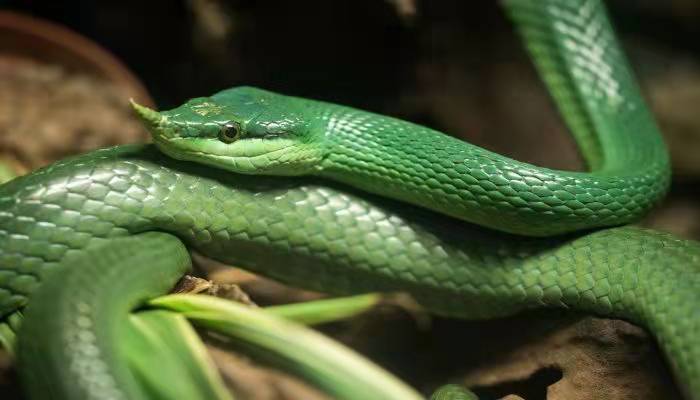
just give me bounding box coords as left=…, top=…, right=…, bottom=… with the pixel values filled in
left=1, top=1, right=699, bottom=399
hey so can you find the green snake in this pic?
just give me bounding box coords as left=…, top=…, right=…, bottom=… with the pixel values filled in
left=0, top=0, right=697, bottom=398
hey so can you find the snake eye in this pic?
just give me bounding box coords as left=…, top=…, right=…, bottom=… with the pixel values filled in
left=218, top=122, right=241, bottom=143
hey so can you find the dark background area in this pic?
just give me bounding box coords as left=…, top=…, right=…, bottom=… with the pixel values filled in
left=6, top=0, right=699, bottom=106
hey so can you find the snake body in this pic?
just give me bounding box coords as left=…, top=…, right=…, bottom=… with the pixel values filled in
left=0, top=0, right=696, bottom=398
left=1, top=145, right=698, bottom=398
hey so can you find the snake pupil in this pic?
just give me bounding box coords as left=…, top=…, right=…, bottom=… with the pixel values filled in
left=219, top=123, right=241, bottom=143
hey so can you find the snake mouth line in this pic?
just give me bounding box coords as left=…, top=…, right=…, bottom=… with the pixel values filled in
left=152, top=134, right=296, bottom=172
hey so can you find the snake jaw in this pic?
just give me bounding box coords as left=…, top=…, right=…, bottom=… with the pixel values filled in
left=152, top=134, right=321, bottom=176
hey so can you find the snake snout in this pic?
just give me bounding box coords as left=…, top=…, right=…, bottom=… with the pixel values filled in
left=130, top=100, right=165, bottom=135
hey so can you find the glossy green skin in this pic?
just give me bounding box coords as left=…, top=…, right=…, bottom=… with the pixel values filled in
left=141, top=0, right=669, bottom=237
left=1, top=145, right=698, bottom=398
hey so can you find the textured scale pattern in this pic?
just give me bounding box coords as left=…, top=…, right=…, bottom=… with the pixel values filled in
left=320, top=107, right=667, bottom=236
left=301, top=0, right=669, bottom=236
left=0, top=146, right=698, bottom=395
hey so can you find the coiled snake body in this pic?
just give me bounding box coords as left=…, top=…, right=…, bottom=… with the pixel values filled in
left=0, top=0, right=697, bottom=399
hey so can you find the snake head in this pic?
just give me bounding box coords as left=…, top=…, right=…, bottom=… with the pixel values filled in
left=132, top=86, right=326, bottom=175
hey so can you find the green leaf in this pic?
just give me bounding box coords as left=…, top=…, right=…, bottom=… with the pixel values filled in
left=0, top=322, right=16, bottom=357
left=0, top=162, right=16, bottom=185
left=150, top=294, right=423, bottom=400
left=0, top=311, right=23, bottom=357
left=126, top=310, right=233, bottom=400
left=264, top=293, right=381, bottom=325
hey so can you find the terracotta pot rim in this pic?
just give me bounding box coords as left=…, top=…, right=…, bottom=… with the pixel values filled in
left=0, top=10, right=154, bottom=107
